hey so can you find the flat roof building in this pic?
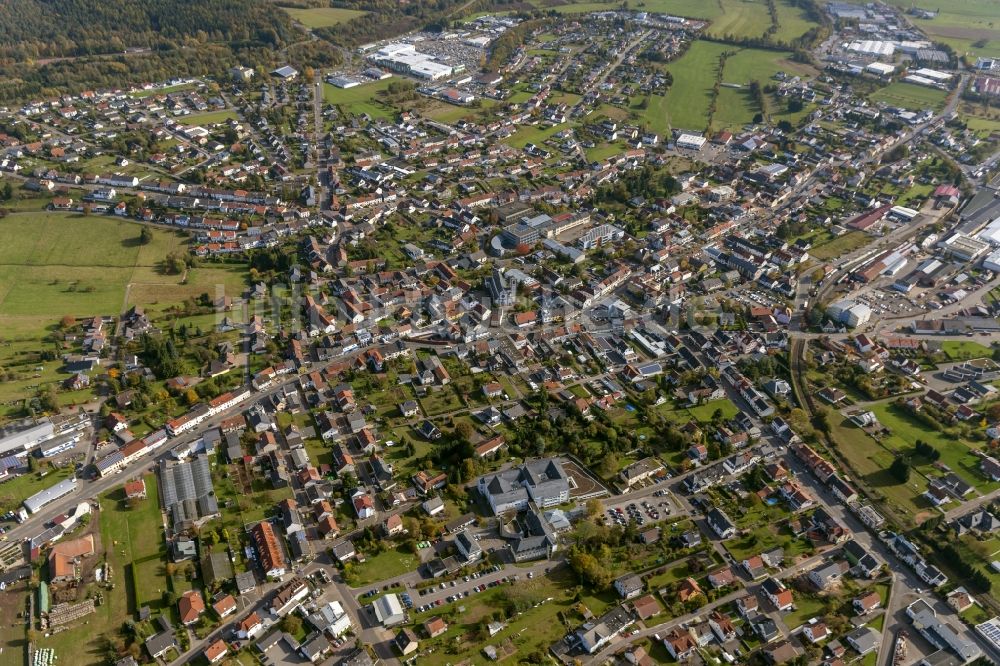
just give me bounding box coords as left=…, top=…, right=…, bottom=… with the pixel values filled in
left=23, top=477, right=77, bottom=515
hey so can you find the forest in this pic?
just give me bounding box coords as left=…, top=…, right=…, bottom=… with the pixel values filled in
left=0, top=0, right=342, bottom=102
left=0, top=0, right=299, bottom=60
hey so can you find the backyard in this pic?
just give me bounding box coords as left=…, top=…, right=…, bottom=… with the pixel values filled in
left=36, top=475, right=168, bottom=664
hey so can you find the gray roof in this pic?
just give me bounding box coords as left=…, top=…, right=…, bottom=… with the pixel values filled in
left=846, top=626, right=880, bottom=654
left=159, top=454, right=217, bottom=526
left=235, top=571, right=257, bottom=594
left=144, top=630, right=177, bottom=658
left=23, top=477, right=78, bottom=514
left=0, top=419, right=54, bottom=456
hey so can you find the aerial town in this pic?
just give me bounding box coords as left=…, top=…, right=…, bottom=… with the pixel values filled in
left=1, top=1, right=1000, bottom=666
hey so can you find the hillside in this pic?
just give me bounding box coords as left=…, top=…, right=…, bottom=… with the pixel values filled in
left=0, top=0, right=350, bottom=102
left=0, top=0, right=298, bottom=60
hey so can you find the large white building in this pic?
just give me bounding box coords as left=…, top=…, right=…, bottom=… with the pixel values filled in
left=477, top=458, right=570, bottom=515
left=371, top=593, right=406, bottom=627
left=675, top=134, right=707, bottom=150
left=368, top=43, right=453, bottom=80
left=827, top=299, right=872, bottom=328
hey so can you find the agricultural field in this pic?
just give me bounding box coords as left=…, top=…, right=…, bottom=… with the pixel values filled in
left=713, top=86, right=760, bottom=130
left=662, top=40, right=730, bottom=131
left=624, top=0, right=722, bottom=18
left=0, top=213, right=192, bottom=338
left=869, top=82, right=948, bottom=112
left=892, top=0, right=1000, bottom=58
left=772, top=0, right=816, bottom=42
left=705, top=0, right=775, bottom=40
left=656, top=43, right=818, bottom=131
left=280, top=6, right=368, bottom=27
left=0, top=212, right=246, bottom=417
left=722, top=48, right=817, bottom=84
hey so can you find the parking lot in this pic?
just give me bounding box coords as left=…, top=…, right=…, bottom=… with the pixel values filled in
left=603, top=491, right=674, bottom=528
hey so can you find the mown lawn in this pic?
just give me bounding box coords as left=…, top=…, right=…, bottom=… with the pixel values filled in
left=281, top=6, right=367, bottom=27
left=783, top=594, right=827, bottom=630
left=687, top=398, right=739, bottom=422
left=345, top=545, right=421, bottom=586
left=941, top=340, right=994, bottom=360
left=323, top=80, right=396, bottom=120
left=870, top=82, right=948, bottom=112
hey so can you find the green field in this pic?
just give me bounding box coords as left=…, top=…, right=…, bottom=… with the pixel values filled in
left=686, top=398, right=739, bottom=422
left=0, top=213, right=190, bottom=336
left=280, top=6, right=368, bottom=27
left=545, top=1, right=622, bottom=12
left=871, top=402, right=996, bottom=493
left=505, top=121, right=571, bottom=149
left=0, top=213, right=246, bottom=416
left=870, top=82, right=948, bottom=112
left=37, top=475, right=167, bottom=664
left=625, top=0, right=722, bottom=17
left=657, top=42, right=817, bottom=131
left=0, top=213, right=244, bottom=339
left=772, top=0, right=816, bottom=42
left=345, top=545, right=420, bottom=586
left=809, top=231, right=871, bottom=261
left=941, top=340, right=995, bottom=360
left=960, top=102, right=1000, bottom=138
left=663, top=40, right=731, bottom=131
left=705, top=0, right=775, bottom=39
left=827, top=416, right=930, bottom=525
left=178, top=109, right=239, bottom=126
left=323, top=80, right=396, bottom=120
left=722, top=48, right=816, bottom=84
left=901, top=0, right=1000, bottom=58
left=639, top=93, right=671, bottom=135
left=713, top=86, right=760, bottom=129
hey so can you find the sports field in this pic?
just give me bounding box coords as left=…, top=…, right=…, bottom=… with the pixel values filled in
left=280, top=6, right=368, bottom=27
left=869, top=82, right=948, bottom=112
